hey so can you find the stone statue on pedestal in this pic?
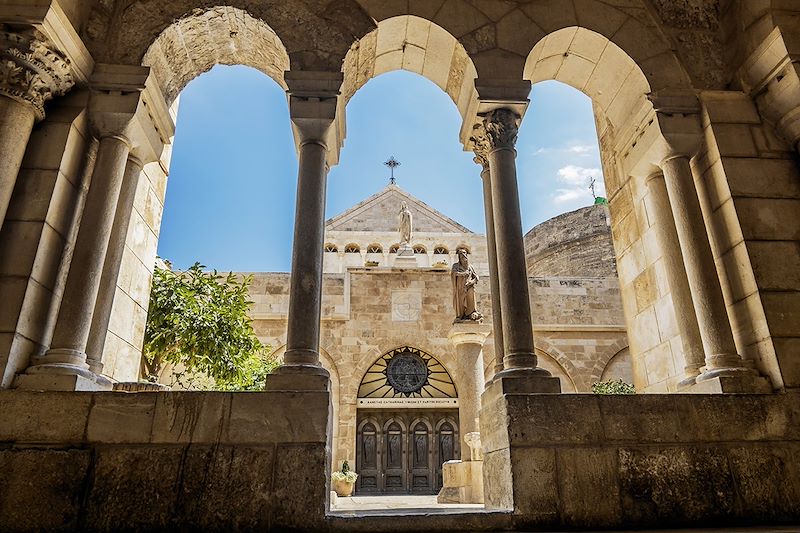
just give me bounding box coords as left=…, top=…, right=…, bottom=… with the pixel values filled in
left=399, top=201, right=412, bottom=245
left=451, top=248, right=483, bottom=322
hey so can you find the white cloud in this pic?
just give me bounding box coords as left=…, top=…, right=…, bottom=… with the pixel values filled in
left=533, top=143, right=595, bottom=157
left=551, top=165, right=605, bottom=204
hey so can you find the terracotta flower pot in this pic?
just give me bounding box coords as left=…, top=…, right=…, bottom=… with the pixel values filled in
left=332, top=478, right=355, bottom=497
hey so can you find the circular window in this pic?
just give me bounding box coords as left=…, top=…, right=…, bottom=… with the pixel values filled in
left=386, top=351, right=429, bottom=394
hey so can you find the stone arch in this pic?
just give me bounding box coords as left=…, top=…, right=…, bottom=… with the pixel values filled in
left=599, top=347, right=634, bottom=385
left=535, top=348, right=578, bottom=393
left=341, top=15, right=479, bottom=124
left=356, top=346, right=458, bottom=400
left=86, top=1, right=373, bottom=74
left=524, top=27, right=653, bottom=135
left=140, top=6, right=290, bottom=107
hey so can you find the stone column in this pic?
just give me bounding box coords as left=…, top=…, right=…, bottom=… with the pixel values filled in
left=659, top=154, right=761, bottom=389
left=448, top=323, right=491, bottom=460
left=17, top=70, right=147, bottom=391
left=85, top=154, right=144, bottom=379
left=266, top=71, right=342, bottom=391
left=0, top=30, right=74, bottom=231
left=476, top=109, right=558, bottom=391
left=644, top=172, right=705, bottom=386
left=474, top=153, right=504, bottom=378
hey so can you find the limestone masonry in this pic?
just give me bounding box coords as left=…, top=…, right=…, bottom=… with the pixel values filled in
left=1, top=0, right=800, bottom=530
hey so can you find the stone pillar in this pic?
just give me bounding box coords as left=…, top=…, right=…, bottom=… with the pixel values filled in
left=85, top=154, right=144, bottom=379
left=16, top=68, right=148, bottom=391
left=448, top=323, right=491, bottom=461
left=473, top=109, right=559, bottom=392
left=0, top=30, right=74, bottom=231
left=659, top=154, right=765, bottom=391
left=474, top=153, right=504, bottom=378
left=266, top=71, right=342, bottom=392
left=644, top=172, right=705, bottom=386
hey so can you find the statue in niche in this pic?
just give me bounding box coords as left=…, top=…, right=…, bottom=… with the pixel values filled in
left=398, top=201, right=412, bottom=245
left=451, top=248, right=483, bottom=322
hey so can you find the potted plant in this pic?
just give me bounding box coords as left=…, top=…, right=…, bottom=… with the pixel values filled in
left=331, top=461, right=358, bottom=497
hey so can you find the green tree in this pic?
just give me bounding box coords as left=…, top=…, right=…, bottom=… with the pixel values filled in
left=143, top=262, right=277, bottom=390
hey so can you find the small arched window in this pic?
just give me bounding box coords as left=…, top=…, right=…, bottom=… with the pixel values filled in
left=324, top=243, right=338, bottom=252
left=366, top=244, right=383, bottom=254
left=413, top=245, right=427, bottom=254
left=344, top=244, right=361, bottom=253
left=433, top=245, right=448, bottom=255
left=389, top=244, right=400, bottom=254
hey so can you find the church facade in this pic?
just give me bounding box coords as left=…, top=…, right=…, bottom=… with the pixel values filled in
left=237, top=184, right=630, bottom=493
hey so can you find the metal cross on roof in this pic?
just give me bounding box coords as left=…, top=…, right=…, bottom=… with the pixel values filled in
left=384, top=156, right=401, bottom=185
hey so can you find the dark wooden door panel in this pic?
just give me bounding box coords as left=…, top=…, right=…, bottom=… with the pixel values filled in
left=356, top=409, right=458, bottom=495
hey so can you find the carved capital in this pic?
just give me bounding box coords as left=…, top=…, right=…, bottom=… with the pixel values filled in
left=481, top=108, right=520, bottom=151
left=469, top=122, right=491, bottom=172
left=0, top=29, right=74, bottom=120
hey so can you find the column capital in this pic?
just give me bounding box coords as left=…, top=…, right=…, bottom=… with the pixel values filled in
left=0, top=29, right=74, bottom=120
left=88, top=63, right=149, bottom=141
left=448, top=322, right=492, bottom=347
left=469, top=108, right=521, bottom=158
left=285, top=70, right=343, bottom=162
left=647, top=90, right=703, bottom=163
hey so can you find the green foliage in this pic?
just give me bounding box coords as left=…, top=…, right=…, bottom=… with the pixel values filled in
left=143, top=262, right=274, bottom=390
left=591, top=379, right=636, bottom=395
left=332, top=461, right=358, bottom=483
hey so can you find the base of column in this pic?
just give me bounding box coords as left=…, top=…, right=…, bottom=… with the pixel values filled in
left=436, top=459, right=484, bottom=504
left=684, top=373, right=772, bottom=394
left=265, top=363, right=330, bottom=391
left=15, top=348, right=112, bottom=391
left=487, top=368, right=561, bottom=395
left=15, top=372, right=109, bottom=391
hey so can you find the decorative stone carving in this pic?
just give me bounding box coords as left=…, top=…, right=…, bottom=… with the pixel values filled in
left=451, top=248, right=483, bottom=322
left=482, top=108, right=520, bottom=151
left=470, top=122, right=492, bottom=168
left=0, top=29, right=74, bottom=120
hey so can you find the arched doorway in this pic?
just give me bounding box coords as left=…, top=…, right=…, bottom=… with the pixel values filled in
left=355, top=346, right=459, bottom=495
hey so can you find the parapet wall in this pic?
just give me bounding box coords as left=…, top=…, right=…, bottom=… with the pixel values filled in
left=481, top=387, right=800, bottom=530
left=524, top=205, right=617, bottom=278
left=1, top=390, right=797, bottom=531
left=0, top=390, right=329, bottom=532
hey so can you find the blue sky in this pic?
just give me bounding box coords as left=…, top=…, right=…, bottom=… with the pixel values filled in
left=158, top=66, right=604, bottom=272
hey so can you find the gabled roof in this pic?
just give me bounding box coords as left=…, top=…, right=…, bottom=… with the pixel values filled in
left=325, top=184, right=473, bottom=233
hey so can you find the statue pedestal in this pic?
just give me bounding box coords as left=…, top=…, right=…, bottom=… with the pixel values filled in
left=393, top=243, right=417, bottom=268
left=437, top=432, right=484, bottom=504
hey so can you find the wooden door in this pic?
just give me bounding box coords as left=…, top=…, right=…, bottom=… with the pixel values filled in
left=382, top=420, right=406, bottom=493
left=356, top=421, right=380, bottom=493
left=435, top=419, right=458, bottom=491
left=409, top=420, right=433, bottom=493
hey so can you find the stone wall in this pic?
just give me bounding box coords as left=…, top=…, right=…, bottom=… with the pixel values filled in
left=100, top=161, right=168, bottom=382
left=524, top=205, right=617, bottom=278
left=481, top=387, right=800, bottom=530
left=1, top=389, right=797, bottom=531
left=241, top=267, right=628, bottom=467
left=0, top=390, right=329, bottom=532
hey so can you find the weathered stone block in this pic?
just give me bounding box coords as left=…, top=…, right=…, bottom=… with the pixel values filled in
left=271, top=443, right=327, bottom=530
left=618, top=446, right=736, bottom=526
left=151, top=391, right=231, bottom=444
left=84, top=446, right=184, bottom=531
left=86, top=391, right=157, bottom=443
left=0, top=449, right=90, bottom=532
left=557, top=447, right=621, bottom=527
left=0, top=390, right=92, bottom=443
